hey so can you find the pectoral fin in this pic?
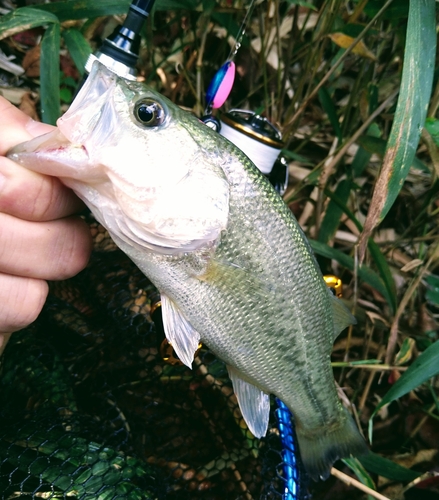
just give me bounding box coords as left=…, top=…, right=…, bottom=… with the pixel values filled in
left=227, top=365, right=270, bottom=438
left=161, top=294, right=201, bottom=368
left=330, top=291, right=357, bottom=341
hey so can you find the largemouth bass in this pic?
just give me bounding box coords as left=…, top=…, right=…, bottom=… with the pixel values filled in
left=8, top=61, right=367, bottom=480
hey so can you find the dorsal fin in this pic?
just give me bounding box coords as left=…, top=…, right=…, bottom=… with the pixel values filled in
left=161, top=294, right=201, bottom=368
left=227, top=365, right=270, bottom=438
left=329, top=290, right=356, bottom=341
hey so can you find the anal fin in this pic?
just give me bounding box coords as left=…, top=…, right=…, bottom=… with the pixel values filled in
left=227, top=365, right=270, bottom=438
left=161, top=294, right=201, bottom=368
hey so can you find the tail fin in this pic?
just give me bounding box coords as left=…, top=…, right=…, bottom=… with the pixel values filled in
left=295, top=408, right=368, bottom=481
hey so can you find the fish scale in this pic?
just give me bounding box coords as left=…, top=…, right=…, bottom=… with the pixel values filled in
left=8, top=60, right=368, bottom=481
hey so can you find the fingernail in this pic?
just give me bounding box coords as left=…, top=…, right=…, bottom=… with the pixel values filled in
left=25, top=118, right=41, bottom=134
left=25, top=118, right=53, bottom=137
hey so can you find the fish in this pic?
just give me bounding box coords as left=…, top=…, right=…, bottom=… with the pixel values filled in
left=8, top=61, right=367, bottom=480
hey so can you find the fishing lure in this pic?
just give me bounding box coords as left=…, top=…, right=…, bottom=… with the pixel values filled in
left=201, top=0, right=256, bottom=129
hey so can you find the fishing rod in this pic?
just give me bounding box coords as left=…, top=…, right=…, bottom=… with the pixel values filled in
left=83, top=0, right=156, bottom=80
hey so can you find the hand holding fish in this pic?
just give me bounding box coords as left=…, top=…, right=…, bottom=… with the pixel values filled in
left=0, top=96, right=92, bottom=354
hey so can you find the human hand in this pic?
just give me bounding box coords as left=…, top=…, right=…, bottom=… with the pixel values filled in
left=0, top=96, right=92, bottom=354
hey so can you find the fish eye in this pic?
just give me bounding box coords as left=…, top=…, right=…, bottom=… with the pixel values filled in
left=134, top=99, right=166, bottom=127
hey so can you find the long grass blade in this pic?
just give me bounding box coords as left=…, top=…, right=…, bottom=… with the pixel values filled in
left=40, top=22, right=61, bottom=125
left=358, top=0, right=436, bottom=261
left=359, top=452, right=420, bottom=482
left=0, top=7, right=58, bottom=40
left=62, top=29, right=92, bottom=74
left=370, top=340, right=439, bottom=439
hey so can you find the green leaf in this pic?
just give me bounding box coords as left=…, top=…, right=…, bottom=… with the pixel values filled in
left=35, top=0, right=199, bottom=21
left=425, top=117, right=439, bottom=147
left=286, top=0, right=316, bottom=8
left=357, top=135, right=430, bottom=172
left=318, top=179, right=351, bottom=244
left=394, top=337, right=415, bottom=366
left=359, top=452, right=420, bottom=482
left=426, top=274, right=439, bottom=290
left=318, top=86, right=342, bottom=141
left=426, top=274, right=439, bottom=306
left=377, top=0, right=436, bottom=222
left=151, top=0, right=201, bottom=9
left=282, top=149, right=314, bottom=165
left=343, top=457, right=376, bottom=497
left=364, top=0, right=409, bottom=20
left=0, top=7, right=59, bottom=40
left=367, top=239, right=397, bottom=313
left=358, top=0, right=436, bottom=258
left=60, top=87, right=73, bottom=104
left=426, top=288, right=439, bottom=306
left=309, top=240, right=392, bottom=306
left=62, top=28, right=92, bottom=74
left=371, top=340, right=439, bottom=419
left=35, top=0, right=131, bottom=21
left=40, top=22, right=61, bottom=125
left=357, top=135, right=386, bottom=156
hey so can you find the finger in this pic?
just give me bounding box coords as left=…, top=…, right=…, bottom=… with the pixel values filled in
left=0, top=273, right=48, bottom=333
left=0, top=156, right=85, bottom=221
left=0, top=212, right=92, bottom=280
left=0, top=96, right=54, bottom=154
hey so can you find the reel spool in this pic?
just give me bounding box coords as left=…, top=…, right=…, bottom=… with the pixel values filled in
left=219, top=109, right=289, bottom=194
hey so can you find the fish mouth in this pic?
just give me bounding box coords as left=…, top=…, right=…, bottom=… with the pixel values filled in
left=7, top=129, right=92, bottom=179
left=7, top=61, right=123, bottom=180
left=58, top=61, right=122, bottom=145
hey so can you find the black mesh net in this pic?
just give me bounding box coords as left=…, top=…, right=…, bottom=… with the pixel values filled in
left=0, top=215, right=308, bottom=500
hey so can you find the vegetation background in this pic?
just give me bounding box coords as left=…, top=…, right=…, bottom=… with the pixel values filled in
left=0, top=0, right=439, bottom=499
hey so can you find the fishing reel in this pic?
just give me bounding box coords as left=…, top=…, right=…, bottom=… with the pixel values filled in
left=201, top=109, right=289, bottom=195
left=218, top=109, right=289, bottom=195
